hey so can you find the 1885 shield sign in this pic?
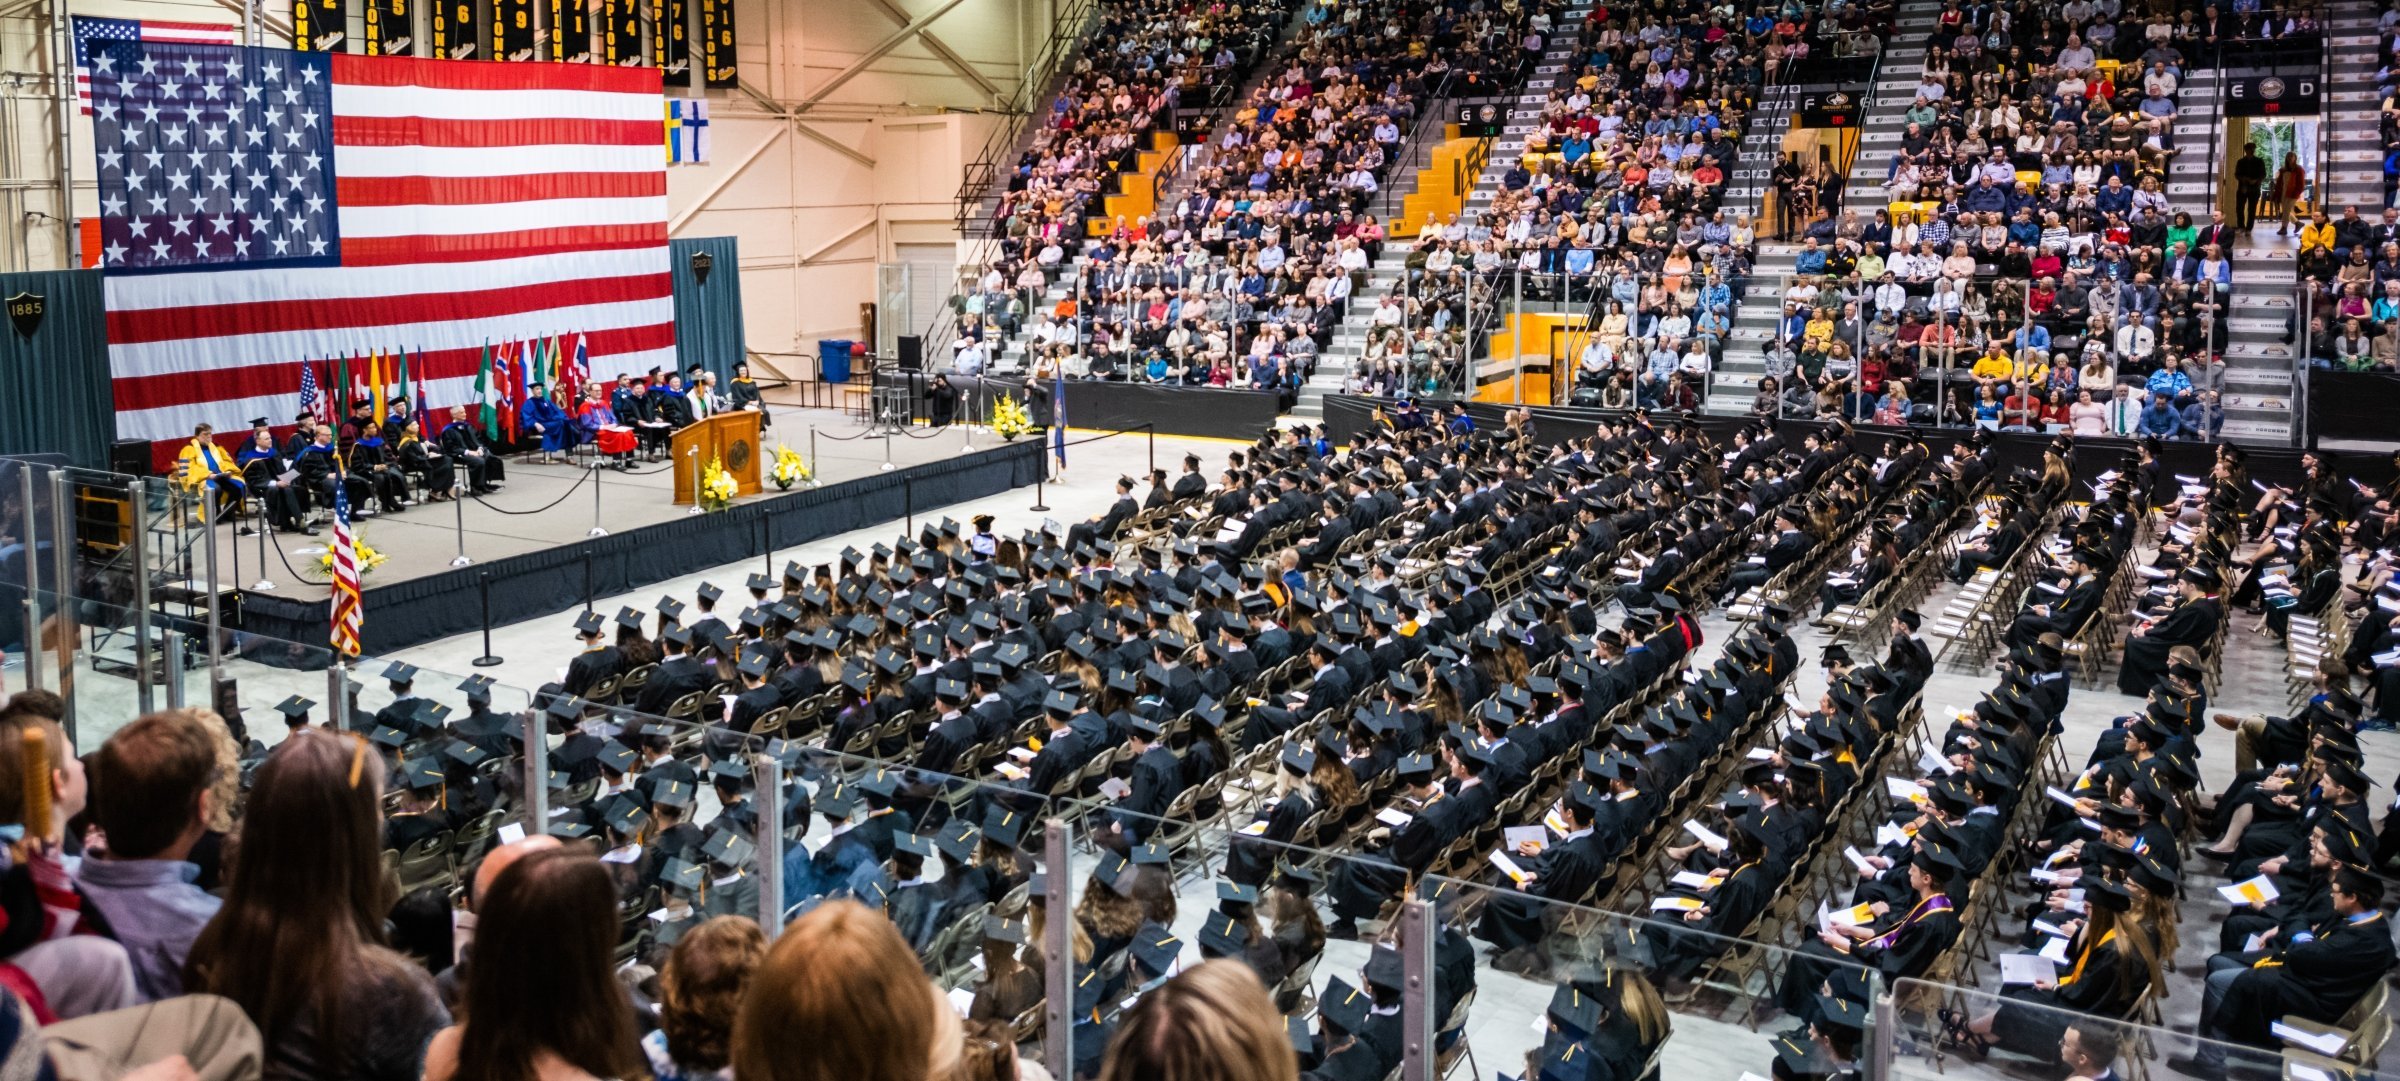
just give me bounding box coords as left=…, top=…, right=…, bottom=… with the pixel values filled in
left=5, top=291, right=41, bottom=339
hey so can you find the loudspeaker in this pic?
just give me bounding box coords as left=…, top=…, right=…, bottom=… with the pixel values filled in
left=897, top=335, right=923, bottom=371
left=110, top=439, right=151, bottom=478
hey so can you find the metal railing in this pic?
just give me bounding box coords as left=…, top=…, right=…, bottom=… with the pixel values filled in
left=949, top=0, right=1104, bottom=237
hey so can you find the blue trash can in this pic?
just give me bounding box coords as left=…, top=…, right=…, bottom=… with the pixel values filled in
left=818, top=339, right=854, bottom=384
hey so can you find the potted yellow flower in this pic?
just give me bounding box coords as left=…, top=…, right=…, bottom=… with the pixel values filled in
left=990, top=394, right=1033, bottom=441
left=770, top=444, right=813, bottom=489
left=700, top=456, right=738, bottom=512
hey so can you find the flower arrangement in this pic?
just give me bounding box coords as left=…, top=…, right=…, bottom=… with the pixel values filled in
left=312, top=536, right=388, bottom=579
left=770, top=443, right=812, bottom=490
left=990, top=394, right=1034, bottom=441
left=700, top=456, right=738, bottom=511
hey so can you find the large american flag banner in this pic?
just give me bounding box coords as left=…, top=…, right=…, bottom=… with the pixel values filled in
left=87, top=39, right=674, bottom=468
left=72, top=17, right=237, bottom=116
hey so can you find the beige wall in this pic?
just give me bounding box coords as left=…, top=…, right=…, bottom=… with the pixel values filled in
left=3, top=0, right=1059, bottom=372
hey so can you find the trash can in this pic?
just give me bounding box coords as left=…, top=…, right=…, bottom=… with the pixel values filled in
left=818, top=339, right=855, bottom=384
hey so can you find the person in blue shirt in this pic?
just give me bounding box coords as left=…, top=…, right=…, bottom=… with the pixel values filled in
left=2138, top=392, right=2181, bottom=438
left=1444, top=405, right=1475, bottom=436
left=2144, top=362, right=2192, bottom=399
left=2178, top=390, right=2224, bottom=441
left=1793, top=240, right=1828, bottom=274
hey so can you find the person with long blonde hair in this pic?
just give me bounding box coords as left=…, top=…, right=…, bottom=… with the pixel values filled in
left=734, top=899, right=961, bottom=1081
left=1095, top=960, right=1297, bottom=1081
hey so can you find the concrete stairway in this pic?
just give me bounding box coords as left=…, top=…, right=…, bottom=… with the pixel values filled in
left=1286, top=0, right=1600, bottom=420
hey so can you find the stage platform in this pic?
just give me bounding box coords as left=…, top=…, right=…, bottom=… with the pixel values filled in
left=209, top=407, right=1046, bottom=653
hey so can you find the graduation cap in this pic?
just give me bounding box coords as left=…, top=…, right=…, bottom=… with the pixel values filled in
left=398, top=757, right=445, bottom=794
left=1548, top=985, right=1602, bottom=1037
left=1816, top=994, right=1868, bottom=1038
left=934, top=825, right=981, bottom=863
left=1283, top=1016, right=1313, bottom=1058
left=1394, top=753, right=1435, bottom=782
left=1215, top=881, right=1262, bottom=908
left=1093, top=853, right=1136, bottom=896
left=440, top=739, right=492, bottom=770
left=596, top=741, right=638, bottom=776
left=660, top=858, right=707, bottom=894
left=695, top=581, right=724, bottom=603
left=1128, top=926, right=1183, bottom=976
left=1318, top=976, right=1372, bottom=1034
left=981, top=914, right=1028, bottom=945
left=1362, top=946, right=1404, bottom=994
left=1275, top=861, right=1319, bottom=895
left=613, top=606, right=647, bottom=632
left=573, top=611, right=606, bottom=637
left=813, top=784, right=858, bottom=817
left=982, top=807, right=1026, bottom=848
left=2084, top=877, right=2132, bottom=912
left=856, top=769, right=902, bottom=800
left=1130, top=842, right=1173, bottom=867
left=745, top=573, right=775, bottom=593
left=1279, top=744, right=1317, bottom=775
left=892, top=832, right=936, bottom=860
left=1198, top=913, right=1251, bottom=957
left=603, top=799, right=650, bottom=838
left=381, top=661, right=419, bottom=686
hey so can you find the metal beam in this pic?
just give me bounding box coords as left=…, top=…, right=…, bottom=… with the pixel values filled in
left=866, top=0, right=1002, bottom=105
left=794, top=0, right=976, bottom=112
left=736, top=80, right=876, bottom=169
left=206, top=0, right=293, bottom=42
left=794, top=217, right=874, bottom=267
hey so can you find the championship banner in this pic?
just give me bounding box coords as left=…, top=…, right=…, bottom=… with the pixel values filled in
left=364, top=0, right=414, bottom=55
left=602, top=0, right=642, bottom=64
left=697, top=0, right=734, bottom=87
left=549, top=0, right=592, bottom=62
left=653, top=0, right=688, bottom=86
left=293, top=0, right=349, bottom=52
left=492, top=0, right=535, bottom=60
left=432, top=0, right=480, bottom=58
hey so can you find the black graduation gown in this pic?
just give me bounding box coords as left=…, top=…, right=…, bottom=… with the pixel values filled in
left=2217, top=911, right=2395, bottom=1044
left=1990, top=934, right=2136, bottom=1056
left=1476, top=831, right=1609, bottom=952
left=1225, top=790, right=1313, bottom=885
left=1775, top=895, right=1961, bottom=1019
left=2116, top=596, right=2221, bottom=695
left=438, top=421, right=507, bottom=490
left=1653, top=861, right=1772, bottom=980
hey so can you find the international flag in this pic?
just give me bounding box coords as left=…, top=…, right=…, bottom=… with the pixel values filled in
left=368, top=349, right=387, bottom=425
left=328, top=477, right=364, bottom=656
left=393, top=344, right=411, bottom=409
left=665, top=98, right=709, bottom=164
left=89, top=42, right=675, bottom=469
left=298, top=357, right=319, bottom=421
left=563, top=333, right=590, bottom=407
left=411, top=348, right=429, bottom=422
left=474, top=341, right=497, bottom=439
left=71, top=17, right=236, bottom=116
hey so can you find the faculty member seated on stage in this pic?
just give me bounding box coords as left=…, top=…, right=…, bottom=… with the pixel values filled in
left=439, top=406, right=507, bottom=495
left=520, top=382, right=572, bottom=464
left=175, top=423, right=248, bottom=530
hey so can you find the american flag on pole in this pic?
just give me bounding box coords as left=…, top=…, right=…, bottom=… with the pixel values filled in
left=72, top=17, right=237, bottom=116
left=297, top=356, right=319, bottom=420
left=328, top=477, right=364, bottom=656
left=88, top=40, right=674, bottom=469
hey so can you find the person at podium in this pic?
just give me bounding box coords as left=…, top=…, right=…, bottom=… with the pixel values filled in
left=520, top=382, right=573, bottom=464
left=439, top=405, right=508, bottom=494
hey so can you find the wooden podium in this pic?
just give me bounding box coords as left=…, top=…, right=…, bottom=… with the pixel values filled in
left=670, top=412, right=764, bottom=505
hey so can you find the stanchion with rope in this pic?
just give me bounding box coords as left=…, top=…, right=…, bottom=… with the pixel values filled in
left=472, top=570, right=503, bottom=668
left=685, top=448, right=702, bottom=516
left=250, top=505, right=275, bottom=591
left=449, top=484, right=472, bottom=567
left=588, top=461, right=608, bottom=537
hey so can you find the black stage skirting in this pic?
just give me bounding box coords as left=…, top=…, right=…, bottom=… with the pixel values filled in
left=236, top=440, right=1047, bottom=655
left=2306, top=371, right=2400, bottom=447
left=882, top=373, right=1282, bottom=441
left=1320, top=395, right=2390, bottom=492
